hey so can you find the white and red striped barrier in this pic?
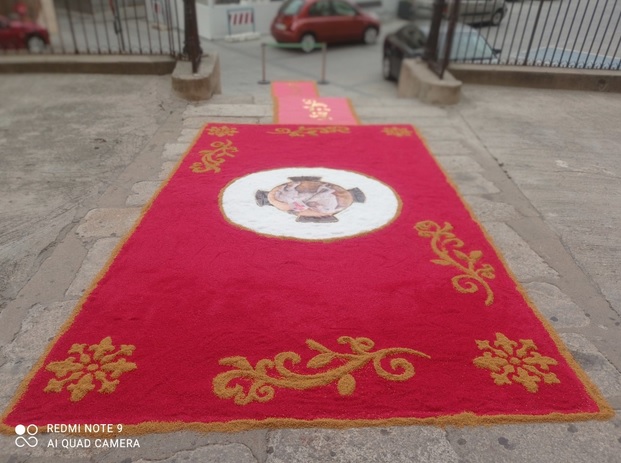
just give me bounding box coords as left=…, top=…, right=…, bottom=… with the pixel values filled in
left=227, top=8, right=255, bottom=36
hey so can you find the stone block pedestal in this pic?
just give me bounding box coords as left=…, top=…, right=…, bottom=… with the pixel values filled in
left=172, top=53, right=222, bottom=101
left=398, top=58, right=462, bottom=105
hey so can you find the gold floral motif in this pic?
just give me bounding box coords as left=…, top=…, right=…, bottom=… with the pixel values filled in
left=268, top=126, right=350, bottom=137
left=302, top=99, right=332, bottom=121
left=473, top=332, right=560, bottom=393
left=191, top=140, right=238, bottom=174
left=382, top=127, right=413, bottom=137
left=44, top=337, right=137, bottom=402
left=415, top=220, right=495, bottom=306
left=213, top=336, right=429, bottom=405
left=206, top=125, right=238, bottom=137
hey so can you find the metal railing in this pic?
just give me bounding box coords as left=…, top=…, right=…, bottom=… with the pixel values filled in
left=258, top=42, right=329, bottom=85
left=5, top=0, right=620, bottom=74
left=431, top=0, right=621, bottom=71
left=0, top=0, right=204, bottom=69
left=182, top=0, right=202, bottom=72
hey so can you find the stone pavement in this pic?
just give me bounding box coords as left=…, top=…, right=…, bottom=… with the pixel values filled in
left=0, top=72, right=620, bottom=462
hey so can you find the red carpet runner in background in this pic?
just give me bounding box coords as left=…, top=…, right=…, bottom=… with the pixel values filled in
left=271, top=81, right=319, bottom=98
left=272, top=81, right=359, bottom=125
left=1, top=124, right=612, bottom=434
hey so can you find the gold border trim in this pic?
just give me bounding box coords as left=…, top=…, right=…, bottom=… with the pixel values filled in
left=346, top=97, right=361, bottom=125
left=272, top=93, right=280, bottom=123
left=0, top=409, right=612, bottom=437
left=0, top=123, right=613, bottom=436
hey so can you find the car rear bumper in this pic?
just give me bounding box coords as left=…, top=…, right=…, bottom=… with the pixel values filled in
left=271, top=25, right=298, bottom=43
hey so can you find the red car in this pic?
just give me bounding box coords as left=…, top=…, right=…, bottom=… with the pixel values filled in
left=271, top=0, right=380, bottom=52
left=0, top=15, right=50, bottom=52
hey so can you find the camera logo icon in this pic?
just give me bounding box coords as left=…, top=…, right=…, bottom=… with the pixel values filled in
left=15, top=424, right=39, bottom=448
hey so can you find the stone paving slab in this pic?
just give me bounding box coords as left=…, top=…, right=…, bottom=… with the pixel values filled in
left=65, top=238, right=120, bottom=298
left=524, top=281, right=590, bottom=329
left=446, top=415, right=621, bottom=463
left=184, top=104, right=272, bottom=118
left=265, top=427, right=459, bottom=463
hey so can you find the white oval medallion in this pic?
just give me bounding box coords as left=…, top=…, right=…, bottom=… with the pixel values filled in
left=220, top=168, right=401, bottom=241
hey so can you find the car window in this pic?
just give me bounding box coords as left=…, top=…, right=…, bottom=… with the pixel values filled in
left=332, top=0, right=357, bottom=16
left=309, top=0, right=332, bottom=16
left=279, top=0, right=305, bottom=15
left=397, top=26, right=426, bottom=49
left=449, top=32, right=495, bottom=60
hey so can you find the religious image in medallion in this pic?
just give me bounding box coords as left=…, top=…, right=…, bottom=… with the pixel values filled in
left=255, top=177, right=366, bottom=223
left=220, top=167, right=400, bottom=241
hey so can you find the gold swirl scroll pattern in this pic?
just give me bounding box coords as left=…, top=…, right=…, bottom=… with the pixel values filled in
left=473, top=332, right=560, bottom=393
left=415, top=220, right=495, bottom=306
left=191, top=139, right=238, bottom=174
left=213, top=336, right=430, bottom=405
left=44, top=337, right=137, bottom=402
left=267, top=126, right=350, bottom=137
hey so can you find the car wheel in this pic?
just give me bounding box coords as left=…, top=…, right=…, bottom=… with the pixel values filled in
left=300, top=33, right=316, bottom=53
left=363, top=27, right=378, bottom=45
left=27, top=36, right=46, bottom=53
left=382, top=55, right=393, bottom=80
left=490, top=9, right=504, bottom=26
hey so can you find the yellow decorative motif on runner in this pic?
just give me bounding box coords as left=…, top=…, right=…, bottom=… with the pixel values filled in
left=473, top=332, right=560, bottom=393
left=415, top=220, right=495, bottom=306
left=206, top=125, right=238, bottom=137
left=191, top=140, right=238, bottom=174
left=382, top=127, right=413, bottom=137
left=213, top=336, right=429, bottom=405
left=268, top=126, right=350, bottom=137
left=302, top=99, right=333, bottom=121
left=44, top=337, right=137, bottom=402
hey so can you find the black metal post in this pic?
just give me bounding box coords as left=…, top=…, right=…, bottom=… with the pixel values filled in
left=425, top=0, right=460, bottom=79
left=424, top=0, right=444, bottom=66
left=523, top=0, right=545, bottom=65
left=440, top=0, right=460, bottom=78
left=183, top=0, right=203, bottom=73
left=318, top=43, right=329, bottom=84
left=258, top=43, right=269, bottom=84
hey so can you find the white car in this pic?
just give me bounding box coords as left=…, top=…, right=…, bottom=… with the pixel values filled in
left=413, top=0, right=507, bottom=26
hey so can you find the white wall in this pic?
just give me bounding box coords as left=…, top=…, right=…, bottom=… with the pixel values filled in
left=152, top=0, right=280, bottom=40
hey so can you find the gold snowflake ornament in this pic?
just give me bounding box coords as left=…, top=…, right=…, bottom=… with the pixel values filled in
left=473, top=332, right=560, bottom=393
left=44, top=337, right=137, bottom=402
left=206, top=126, right=238, bottom=137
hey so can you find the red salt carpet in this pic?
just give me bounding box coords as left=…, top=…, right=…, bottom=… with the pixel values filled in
left=274, top=96, right=360, bottom=125
left=1, top=124, right=612, bottom=434
left=271, top=81, right=319, bottom=98
left=272, top=81, right=359, bottom=125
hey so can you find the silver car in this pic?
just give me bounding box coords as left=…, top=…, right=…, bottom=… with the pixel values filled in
left=413, top=0, right=507, bottom=26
